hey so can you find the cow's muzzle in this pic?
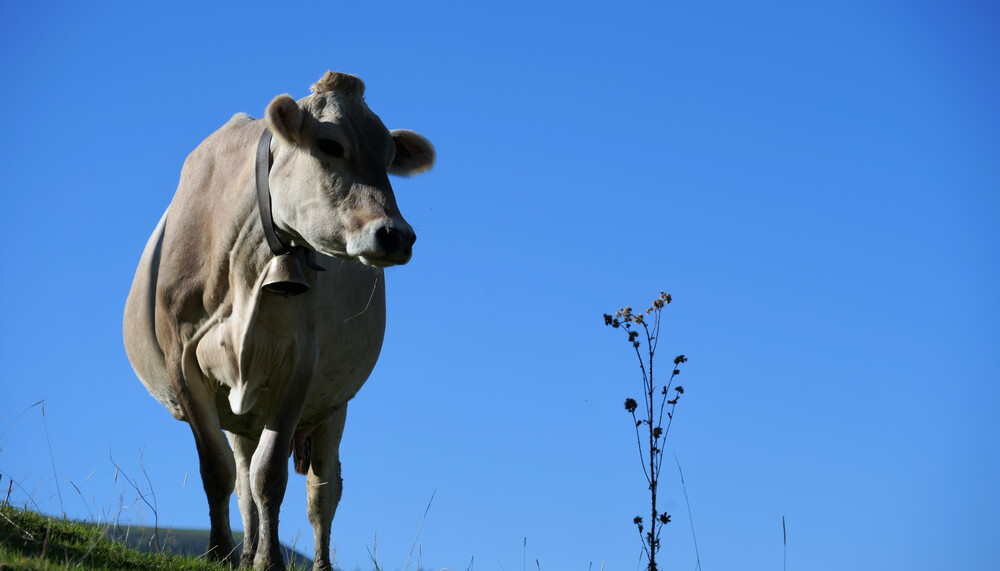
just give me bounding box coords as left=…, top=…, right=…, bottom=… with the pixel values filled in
left=352, top=218, right=416, bottom=267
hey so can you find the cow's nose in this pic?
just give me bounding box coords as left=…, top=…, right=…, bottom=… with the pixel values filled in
left=374, top=225, right=415, bottom=254
left=350, top=218, right=416, bottom=266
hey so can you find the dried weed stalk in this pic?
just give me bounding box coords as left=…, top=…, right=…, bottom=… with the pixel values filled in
left=604, top=292, right=687, bottom=571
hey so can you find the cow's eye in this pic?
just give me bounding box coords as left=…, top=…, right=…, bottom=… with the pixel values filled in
left=317, top=138, right=345, bottom=158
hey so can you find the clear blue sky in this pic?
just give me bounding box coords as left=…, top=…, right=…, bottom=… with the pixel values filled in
left=1, top=1, right=997, bottom=569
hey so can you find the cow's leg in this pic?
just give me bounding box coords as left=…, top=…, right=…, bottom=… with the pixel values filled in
left=185, top=397, right=238, bottom=564
left=168, top=345, right=238, bottom=565
left=249, top=427, right=294, bottom=570
left=250, top=372, right=313, bottom=571
left=228, top=431, right=260, bottom=568
left=193, top=426, right=238, bottom=565
left=307, top=406, right=347, bottom=571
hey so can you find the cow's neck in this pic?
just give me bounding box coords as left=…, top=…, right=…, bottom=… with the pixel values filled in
left=253, top=128, right=325, bottom=296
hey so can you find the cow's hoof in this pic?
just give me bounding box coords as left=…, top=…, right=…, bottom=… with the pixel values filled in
left=253, top=554, right=286, bottom=571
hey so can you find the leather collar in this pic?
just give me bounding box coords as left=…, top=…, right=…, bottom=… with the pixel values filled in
left=255, top=128, right=325, bottom=271
left=255, top=128, right=291, bottom=256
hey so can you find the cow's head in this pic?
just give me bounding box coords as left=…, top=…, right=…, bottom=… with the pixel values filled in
left=263, top=71, right=434, bottom=267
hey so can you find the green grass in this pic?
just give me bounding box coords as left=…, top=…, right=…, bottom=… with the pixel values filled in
left=0, top=503, right=231, bottom=570
left=0, top=503, right=313, bottom=570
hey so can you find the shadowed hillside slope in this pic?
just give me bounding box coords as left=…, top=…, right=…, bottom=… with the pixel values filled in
left=0, top=503, right=313, bottom=569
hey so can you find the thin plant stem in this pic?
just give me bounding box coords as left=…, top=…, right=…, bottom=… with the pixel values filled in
left=40, top=402, right=66, bottom=518
left=403, top=489, right=436, bottom=571
left=631, top=410, right=651, bottom=484
left=674, top=453, right=702, bottom=571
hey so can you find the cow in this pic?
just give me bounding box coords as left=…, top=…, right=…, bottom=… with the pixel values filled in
left=123, top=71, right=434, bottom=570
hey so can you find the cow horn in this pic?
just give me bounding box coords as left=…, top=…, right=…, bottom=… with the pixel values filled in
left=262, top=253, right=309, bottom=296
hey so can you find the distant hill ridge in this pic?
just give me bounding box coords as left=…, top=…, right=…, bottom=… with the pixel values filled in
left=102, top=523, right=313, bottom=567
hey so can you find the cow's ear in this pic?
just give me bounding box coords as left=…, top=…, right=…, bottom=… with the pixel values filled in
left=388, top=130, right=435, bottom=176
left=265, top=94, right=303, bottom=145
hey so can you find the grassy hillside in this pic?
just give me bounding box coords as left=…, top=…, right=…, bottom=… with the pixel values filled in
left=0, top=503, right=312, bottom=570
